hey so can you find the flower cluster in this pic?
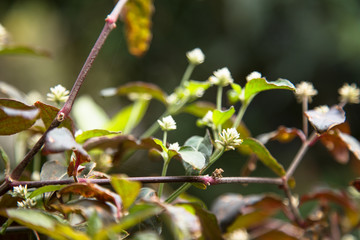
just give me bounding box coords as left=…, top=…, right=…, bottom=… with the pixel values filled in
left=47, top=84, right=70, bottom=104
left=186, top=48, right=205, bottom=65
left=216, top=128, right=243, bottom=151
left=197, top=110, right=214, bottom=128
left=158, top=115, right=177, bottom=131
left=12, top=185, right=37, bottom=209
left=209, top=67, right=234, bottom=87
left=338, top=83, right=360, bottom=104
left=294, top=81, right=318, bottom=103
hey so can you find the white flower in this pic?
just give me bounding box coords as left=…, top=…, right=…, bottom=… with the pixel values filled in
left=197, top=110, right=214, bottom=127
left=46, top=84, right=70, bottom=104
left=294, top=81, right=318, bottom=103
left=216, top=128, right=243, bottom=151
left=169, top=142, right=180, bottom=152
left=338, top=83, right=360, bottom=104
left=246, top=71, right=262, bottom=82
left=166, top=93, right=179, bottom=105
left=314, top=105, right=329, bottom=114
left=157, top=115, right=177, bottom=131
left=209, top=67, right=234, bottom=87
left=12, top=185, right=28, bottom=198
left=186, top=48, right=205, bottom=65
left=17, top=198, right=36, bottom=209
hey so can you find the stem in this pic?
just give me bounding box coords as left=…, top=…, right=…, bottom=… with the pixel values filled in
left=302, top=97, right=308, bottom=137
left=165, top=182, right=191, bottom=203
left=162, top=131, right=168, bottom=146
left=216, top=86, right=223, bottom=110
left=233, top=102, right=249, bottom=129
left=123, top=99, right=145, bottom=134
left=180, top=63, right=195, bottom=87
left=285, top=131, right=318, bottom=180
left=0, top=0, right=128, bottom=197
left=158, top=160, right=170, bottom=198
left=282, top=179, right=303, bottom=226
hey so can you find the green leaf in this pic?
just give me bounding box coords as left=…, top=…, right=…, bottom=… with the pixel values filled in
left=0, top=147, right=10, bottom=175
left=72, top=95, right=110, bottom=131
left=87, top=211, right=103, bottom=237
left=184, top=131, right=213, bottom=160
left=185, top=80, right=211, bottom=98
left=111, top=175, right=141, bottom=210
left=123, top=0, right=154, bottom=57
left=34, top=101, right=74, bottom=134
left=0, top=209, right=89, bottom=240
left=213, top=106, right=235, bottom=127
left=227, top=83, right=242, bottom=104
left=0, top=45, right=50, bottom=57
left=153, top=138, right=167, bottom=153
left=95, top=203, right=162, bottom=240
left=305, top=106, right=346, bottom=132
left=105, top=101, right=149, bottom=132
left=179, top=146, right=206, bottom=171
left=0, top=99, right=39, bottom=135
left=101, top=82, right=167, bottom=104
left=183, top=101, right=216, bottom=118
left=241, top=138, right=286, bottom=176
left=75, top=129, right=119, bottom=144
left=29, top=185, right=66, bottom=199
left=43, top=127, right=89, bottom=158
left=244, top=78, right=295, bottom=103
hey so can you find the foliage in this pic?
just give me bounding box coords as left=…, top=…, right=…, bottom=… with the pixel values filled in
left=1, top=1, right=360, bottom=239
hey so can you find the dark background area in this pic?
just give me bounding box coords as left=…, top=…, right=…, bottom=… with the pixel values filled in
left=1, top=0, right=360, bottom=206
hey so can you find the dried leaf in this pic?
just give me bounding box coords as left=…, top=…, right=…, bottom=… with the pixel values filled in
left=305, top=105, right=346, bottom=132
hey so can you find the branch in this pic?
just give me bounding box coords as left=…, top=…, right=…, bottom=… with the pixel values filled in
left=0, top=0, right=128, bottom=196
left=7, top=176, right=283, bottom=189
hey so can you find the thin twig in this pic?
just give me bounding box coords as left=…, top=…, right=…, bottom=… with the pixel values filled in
left=7, top=176, right=283, bottom=189
left=0, top=0, right=128, bottom=197
left=282, top=178, right=303, bottom=227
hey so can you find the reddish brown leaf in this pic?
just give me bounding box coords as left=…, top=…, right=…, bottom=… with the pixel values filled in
left=59, top=183, right=122, bottom=218
left=258, top=126, right=305, bottom=144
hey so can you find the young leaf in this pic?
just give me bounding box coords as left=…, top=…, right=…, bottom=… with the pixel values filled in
left=227, top=83, right=242, bottom=104
left=0, top=208, right=89, bottom=240
left=184, top=131, right=213, bottom=160
left=241, top=138, right=286, bottom=176
left=183, top=101, right=216, bottom=118
left=75, top=129, right=120, bottom=144
left=105, top=101, right=149, bottom=132
left=179, top=146, right=206, bottom=171
left=212, top=107, right=235, bottom=128
left=101, top=82, right=167, bottom=104
left=35, top=101, right=74, bottom=134
left=244, top=78, right=295, bottom=103
left=29, top=185, right=66, bottom=199
left=0, top=99, right=40, bottom=135
left=123, top=0, right=154, bottom=57
left=111, top=175, right=141, bottom=210
left=185, top=80, right=211, bottom=98
left=305, top=105, right=346, bottom=132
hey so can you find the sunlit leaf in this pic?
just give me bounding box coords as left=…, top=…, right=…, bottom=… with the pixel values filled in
left=111, top=175, right=141, bottom=210
left=183, top=101, right=216, bottom=118
left=0, top=99, right=39, bottom=135
left=0, top=208, right=89, bottom=240
left=213, top=107, right=235, bottom=128
left=35, top=101, right=74, bottom=134
left=105, top=100, right=149, bottom=132
left=300, top=190, right=360, bottom=228
left=123, top=0, right=154, bottom=57
left=101, top=82, right=167, bottom=104
left=59, top=183, right=122, bottom=217
left=241, top=138, right=286, bottom=176
left=0, top=45, right=50, bottom=57
left=179, top=146, right=206, bottom=171
left=338, top=131, right=360, bottom=160
left=305, top=105, right=345, bottom=132
left=185, top=80, right=211, bottom=98
left=257, top=126, right=305, bottom=144
left=244, top=78, right=295, bottom=103
left=72, top=95, right=110, bottom=131
left=43, top=127, right=89, bottom=158
left=211, top=193, right=284, bottom=232
left=227, top=83, right=242, bottom=104
left=75, top=129, right=120, bottom=144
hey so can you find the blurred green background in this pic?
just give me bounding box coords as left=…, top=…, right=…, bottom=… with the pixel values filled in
left=1, top=0, right=360, bottom=205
